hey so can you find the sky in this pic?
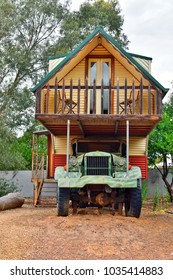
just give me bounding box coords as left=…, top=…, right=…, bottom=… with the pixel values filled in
left=70, top=0, right=173, bottom=101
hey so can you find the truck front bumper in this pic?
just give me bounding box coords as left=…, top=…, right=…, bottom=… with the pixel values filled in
left=55, top=166, right=141, bottom=189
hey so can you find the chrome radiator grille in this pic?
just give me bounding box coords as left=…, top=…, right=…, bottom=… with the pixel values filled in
left=86, top=156, right=109, bottom=175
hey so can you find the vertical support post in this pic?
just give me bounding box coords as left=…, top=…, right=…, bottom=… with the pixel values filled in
left=109, top=78, right=112, bottom=114
left=66, top=120, right=70, bottom=177
left=101, top=78, right=104, bottom=114
left=140, top=78, right=143, bottom=114
left=77, top=78, right=81, bottom=114
left=124, top=78, right=127, bottom=114
left=70, top=79, right=73, bottom=113
left=126, top=120, right=129, bottom=176
left=85, top=78, right=88, bottom=114
left=116, top=78, right=119, bottom=114
left=132, top=79, right=135, bottom=114
left=54, top=77, right=58, bottom=114
left=148, top=84, right=151, bottom=115
left=93, top=79, right=96, bottom=114
left=62, top=79, right=65, bottom=114
left=32, top=134, right=35, bottom=179
left=46, top=84, right=50, bottom=114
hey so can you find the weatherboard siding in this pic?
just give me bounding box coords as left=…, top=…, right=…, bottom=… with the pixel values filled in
left=53, top=136, right=147, bottom=156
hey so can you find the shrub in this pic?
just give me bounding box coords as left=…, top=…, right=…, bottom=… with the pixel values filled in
left=0, top=177, right=19, bottom=197
left=142, top=180, right=148, bottom=205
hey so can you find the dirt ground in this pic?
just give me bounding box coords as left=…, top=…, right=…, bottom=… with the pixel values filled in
left=0, top=199, right=173, bottom=260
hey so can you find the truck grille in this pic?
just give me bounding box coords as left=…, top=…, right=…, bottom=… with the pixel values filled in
left=86, top=156, right=109, bottom=175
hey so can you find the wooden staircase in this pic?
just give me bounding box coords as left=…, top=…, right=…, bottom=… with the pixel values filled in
left=36, top=179, right=57, bottom=207
left=32, top=154, right=57, bottom=206
left=32, top=132, right=57, bottom=207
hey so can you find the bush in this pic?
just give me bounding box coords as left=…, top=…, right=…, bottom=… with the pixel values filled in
left=0, top=177, right=19, bottom=197
left=142, top=180, right=148, bottom=205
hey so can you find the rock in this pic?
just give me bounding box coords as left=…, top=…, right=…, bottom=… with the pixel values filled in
left=0, top=192, right=25, bottom=211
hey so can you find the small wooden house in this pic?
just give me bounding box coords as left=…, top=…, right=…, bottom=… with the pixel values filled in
left=31, top=27, right=168, bottom=205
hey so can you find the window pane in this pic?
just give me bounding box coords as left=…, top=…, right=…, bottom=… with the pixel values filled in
left=102, top=62, right=109, bottom=113
left=90, top=62, right=97, bottom=85
left=102, top=62, right=109, bottom=85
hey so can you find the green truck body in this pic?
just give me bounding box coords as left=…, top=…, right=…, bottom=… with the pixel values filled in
left=55, top=150, right=142, bottom=218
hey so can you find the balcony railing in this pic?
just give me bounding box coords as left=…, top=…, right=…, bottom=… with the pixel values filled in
left=35, top=78, right=162, bottom=116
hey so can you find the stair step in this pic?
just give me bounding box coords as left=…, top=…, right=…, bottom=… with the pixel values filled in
left=41, top=191, right=57, bottom=193
left=37, top=197, right=57, bottom=207
left=42, top=186, right=57, bottom=189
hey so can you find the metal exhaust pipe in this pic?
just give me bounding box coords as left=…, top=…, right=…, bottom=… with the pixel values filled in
left=126, top=120, right=129, bottom=176
left=66, top=119, right=70, bottom=177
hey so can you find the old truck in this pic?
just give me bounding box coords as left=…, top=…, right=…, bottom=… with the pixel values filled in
left=55, top=136, right=142, bottom=218
left=31, top=27, right=168, bottom=216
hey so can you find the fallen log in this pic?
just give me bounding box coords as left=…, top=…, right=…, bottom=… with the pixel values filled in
left=0, top=192, right=25, bottom=211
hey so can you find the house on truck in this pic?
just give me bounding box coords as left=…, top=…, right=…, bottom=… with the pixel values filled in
left=31, top=27, right=168, bottom=215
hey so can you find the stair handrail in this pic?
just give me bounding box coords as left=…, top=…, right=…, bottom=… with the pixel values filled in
left=32, top=153, right=45, bottom=182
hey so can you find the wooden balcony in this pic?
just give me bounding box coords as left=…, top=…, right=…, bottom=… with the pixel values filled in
left=35, top=78, right=162, bottom=137
left=35, top=78, right=162, bottom=116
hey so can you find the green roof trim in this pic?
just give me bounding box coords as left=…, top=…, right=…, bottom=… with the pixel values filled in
left=128, top=52, right=152, bottom=61
left=31, top=27, right=102, bottom=92
left=49, top=52, right=70, bottom=60
left=31, top=27, right=168, bottom=95
left=98, top=28, right=168, bottom=95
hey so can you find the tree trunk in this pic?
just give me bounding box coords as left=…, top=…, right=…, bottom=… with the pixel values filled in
left=155, top=164, right=173, bottom=202
left=0, top=192, right=25, bottom=211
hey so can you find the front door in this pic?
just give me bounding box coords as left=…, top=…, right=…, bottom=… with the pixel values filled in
left=88, top=58, right=111, bottom=114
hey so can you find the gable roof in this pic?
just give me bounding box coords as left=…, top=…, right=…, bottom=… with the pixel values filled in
left=31, top=27, right=169, bottom=96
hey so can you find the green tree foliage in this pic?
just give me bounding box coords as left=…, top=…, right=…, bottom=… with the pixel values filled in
left=0, top=0, right=128, bottom=170
left=58, top=0, right=129, bottom=52
left=0, top=0, right=69, bottom=170
left=0, top=178, right=19, bottom=197
left=0, top=0, right=69, bottom=129
left=148, top=92, right=173, bottom=201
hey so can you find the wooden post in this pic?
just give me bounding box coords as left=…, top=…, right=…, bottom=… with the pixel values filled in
left=132, top=79, right=135, bottom=114
left=124, top=78, right=127, bottom=114
left=140, top=78, right=143, bottom=114
left=62, top=79, right=65, bottom=114
left=148, top=84, right=151, bottom=115
left=70, top=79, right=73, bottom=113
left=40, top=88, right=43, bottom=114
left=36, top=88, right=41, bottom=113
left=93, top=79, right=96, bottom=114
left=116, top=79, right=120, bottom=114
left=101, top=79, right=104, bottom=114
left=85, top=78, right=88, bottom=114
left=31, top=134, right=35, bottom=180
left=46, top=84, right=50, bottom=114
left=77, top=79, right=81, bottom=114
left=156, top=89, right=162, bottom=115
left=109, top=78, right=111, bottom=114
left=54, top=77, right=58, bottom=114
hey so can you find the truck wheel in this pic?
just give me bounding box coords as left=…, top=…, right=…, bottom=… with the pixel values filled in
left=57, top=188, right=70, bottom=216
left=125, top=180, right=142, bottom=218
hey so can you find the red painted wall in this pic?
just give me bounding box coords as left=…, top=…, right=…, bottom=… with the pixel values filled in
left=129, top=155, right=148, bottom=179
left=52, top=154, right=148, bottom=179
left=53, top=154, right=66, bottom=176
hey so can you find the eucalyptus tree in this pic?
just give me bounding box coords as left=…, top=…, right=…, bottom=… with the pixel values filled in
left=148, top=93, right=173, bottom=201
left=58, top=0, right=129, bottom=52
left=0, top=0, right=69, bottom=131
left=0, top=0, right=69, bottom=169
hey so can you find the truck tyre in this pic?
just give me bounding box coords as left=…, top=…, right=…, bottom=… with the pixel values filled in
left=57, top=188, right=70, bottom=216
left=125, top=180, right=142, bottom=218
